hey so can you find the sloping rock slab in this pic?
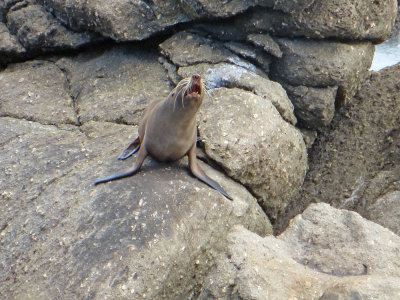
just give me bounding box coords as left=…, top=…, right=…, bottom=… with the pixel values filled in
left=56, top=45, right=172, bottom=125
left=199, top=203, right=400, bottom=299
left=0, top=60, right=78, bottom=125
left=0, top=118, right=271, bottom=299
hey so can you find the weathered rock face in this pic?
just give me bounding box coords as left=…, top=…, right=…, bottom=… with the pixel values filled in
left=272, top=38, right=375, bottom=105
left=199, top=203, right=400, bottom=299
left=238, top=0, right=398, bottom=42
left=0, top=116, right=272, bottom=299
left=1, top=0, right=399, bottom=299
left=0, top=60, right=78, bottom=125
left=198, top=87, right=307, bottom=221
left=278, top=63, right=400, bottom=235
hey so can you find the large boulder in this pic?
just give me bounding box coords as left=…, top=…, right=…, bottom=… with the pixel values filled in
left=0, top=117, right=271, bottom=299
left=237, top=0, right=398, bottom=42
left=199, top=203, right=400, bottom=299
left=271, top=38, right=375, bottom=105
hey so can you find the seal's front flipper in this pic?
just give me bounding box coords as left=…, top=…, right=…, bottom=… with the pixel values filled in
left=95, top=147, right=148, bottom=185
left=118, top=137, right=140, bottom=160
left=188, top=145, right=233, bottom=201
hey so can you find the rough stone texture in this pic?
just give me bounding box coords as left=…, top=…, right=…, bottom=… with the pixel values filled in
left=284, top=84, right=338, bottom=129
left=199, top=203, right=400, bottom=299
left=364, top=191, right=400, bottom=236
left=159, top=31, right=241, bottom=68
left=37, top=0, right=189, bottom=41
left=196, top=87, right=307, bottom=221
left=246, top=33, right=282, bottom=58
left=178, top=62, right=296, bottom=125
left=36, top=0, right=266, bottom=42
left=277, top=63, right=400, bottom=234
left=223, top=41, right=272, bottom=74
left=0, top=60, right=78, bottom=125
left=0, top=117, right=272, bottom=299
left=237, top=0, right=398, bottom=42
left=6, top=4, right=97, bottom=52
left=56, top=45, right=172, bottom=125
left=272, top=38, right=375, bottom=105
left=0, top=22, right=25, bottom=65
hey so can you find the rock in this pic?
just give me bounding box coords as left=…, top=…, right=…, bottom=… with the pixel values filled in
left=37, top=0, right=189, bottom=41
left=246, top=33, right=282, bottom=58
left=0, top=117, right=272, bottom=299
left=199, top=203, right=400, bottom=299
left=0, top=60, right=78, bottom=125
left=178, top=62, right=296, bottom=125
left=300, top=128, right=318, bottom=149
left=6, top=4, right=97, bottom=52
left=179, top=0, right=266, bottom=18
left=0, top=22, right=25, bottom=65
left=364, top=190, right=400, bottom=236
left=284, top=63, right=400, bottom=235
left=195, top=87, right=307, bottom=221
left=237, top=0, right=398, bottom=42
left=272, top=38, right=374, bottom=104
left=223, top=41, right=272, bottom=74
left=159, top=31, right=240, bottom=67
left=36, top=0, right=268, bottom=41
left=283, top=84, right=338, bottom=129
left=56, top=45, right=172, bottom=125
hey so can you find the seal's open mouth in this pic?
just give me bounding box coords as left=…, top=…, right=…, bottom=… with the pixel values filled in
left=188, top=82, right=201, bottom=95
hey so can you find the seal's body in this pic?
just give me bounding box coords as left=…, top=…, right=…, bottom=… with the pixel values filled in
left=95, top=74, right=232, bottom=200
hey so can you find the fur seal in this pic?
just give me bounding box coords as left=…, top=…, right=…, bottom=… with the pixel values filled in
left=95, top=74, right=232, bottom=200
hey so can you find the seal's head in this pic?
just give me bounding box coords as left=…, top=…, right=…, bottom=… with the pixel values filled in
left=170, top=74, right=206, bottom=110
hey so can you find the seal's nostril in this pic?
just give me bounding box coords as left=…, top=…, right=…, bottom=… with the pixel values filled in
left=192, top=74, right=200, bottom=80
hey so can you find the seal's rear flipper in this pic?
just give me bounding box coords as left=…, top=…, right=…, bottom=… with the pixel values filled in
left=118, top=137, right=140, bottom=160
left=188, top=145, right=233, bottom=201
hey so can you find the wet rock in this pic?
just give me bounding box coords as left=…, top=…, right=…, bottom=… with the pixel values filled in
left=199, top=203, right=400, bottom=299
left=196, top=87, right=307, bottom=220
left=272, top=38, right=374, bottom=104
left=246, top=33, right=282, bottom=58
left=178, top=62, right=296, bottom=124
left=56, top=45, right=172, bottom=125
left=0, top=118, right=272, bottom=299
left=283, top=84, right=338, bottom=129
left=0, top=60, right=78, bottom=125
left=238, top=0, right=398, bottom=42
left=223, top=41, right=272, bottom=74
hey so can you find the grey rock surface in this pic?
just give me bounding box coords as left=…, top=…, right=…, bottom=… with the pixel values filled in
left=56, top=45, right=172, bottom=125
left=197, top=87, right=307, bottom=221
left=0, top=60, right=78, bottom=125
left=238, top=0, right=398, bottom=42
left=199, top=203, right=400, bottom=299
left=6, top=3, right=96, bottom=52
left=0, top=117, right=272, bottom=299
left=284, top=84, right=338, bottom=129
left=272, top=38, right=375, bottom=104
left=246, top=33, right=282, bottom=58
left=0, top=22, right=25, bottom=64
left=280, top=64, right=400, bottom=235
